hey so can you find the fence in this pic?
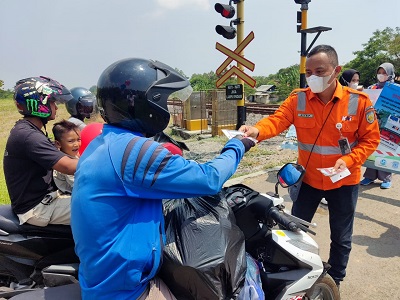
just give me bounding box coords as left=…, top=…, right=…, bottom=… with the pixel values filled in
left=168, top=90, right=237, bottom=136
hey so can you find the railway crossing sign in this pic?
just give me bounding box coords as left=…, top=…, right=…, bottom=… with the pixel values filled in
left=216, top=31, right=256, bottom=88
left=226, top=84, right=243, bottom=100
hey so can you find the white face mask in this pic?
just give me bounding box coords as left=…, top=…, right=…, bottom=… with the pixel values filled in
left=377, top=74, right=388, bottom=82
left=349, top=82, right=359, bottom=89
left=306, top=68, right=336, bottom=93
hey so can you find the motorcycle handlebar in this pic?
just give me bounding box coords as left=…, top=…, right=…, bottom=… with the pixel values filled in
left=268, top=207, right=298, bottom=232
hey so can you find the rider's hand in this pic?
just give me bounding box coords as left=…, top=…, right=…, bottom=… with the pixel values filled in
left=238, top=125, right=259, bottom=139
left=233, top=135, right=256, bottom=153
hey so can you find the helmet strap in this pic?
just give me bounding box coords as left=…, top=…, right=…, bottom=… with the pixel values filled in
left=41, top=120, right=49, bottom=137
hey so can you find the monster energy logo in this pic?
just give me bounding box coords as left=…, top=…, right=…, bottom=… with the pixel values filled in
left=26, top=99, right=38, bottom=112
left=26, top=98, right=50, bottom=117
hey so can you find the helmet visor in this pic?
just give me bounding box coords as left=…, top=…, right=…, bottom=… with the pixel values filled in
left=169, top=85, right=193, bottom=102
left=79, top=95, right=98, bottom=118
left=51, top=86, right=74, bottom=104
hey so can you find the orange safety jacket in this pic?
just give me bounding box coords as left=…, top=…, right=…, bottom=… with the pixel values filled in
left=255, top=81, right=380, bottom=190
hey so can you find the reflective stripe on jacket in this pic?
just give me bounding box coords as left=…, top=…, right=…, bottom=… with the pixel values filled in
left=255, top=81, right=380, bottom=190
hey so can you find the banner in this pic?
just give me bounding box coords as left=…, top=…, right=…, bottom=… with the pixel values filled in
left=364, top=82, right=400, bottom=174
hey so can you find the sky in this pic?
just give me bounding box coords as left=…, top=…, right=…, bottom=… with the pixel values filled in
left=1, top=0, right=399, bottom=91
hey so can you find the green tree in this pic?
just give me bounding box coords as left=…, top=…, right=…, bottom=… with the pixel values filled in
left=0, top=80, right=13, bottom=99
left=273, top=65, right=300, bottom=101
left=344, top=27, right=400, bottom=87
left=89, top=85, right=97, bottom=95
left=189, top=71, right=218, bottom=91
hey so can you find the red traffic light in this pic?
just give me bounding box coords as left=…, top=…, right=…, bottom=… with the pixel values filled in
left=215, top=3, right=235, bottom=18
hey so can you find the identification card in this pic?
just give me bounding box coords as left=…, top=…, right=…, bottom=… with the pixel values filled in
left=338, top=137, right=351, bottom=155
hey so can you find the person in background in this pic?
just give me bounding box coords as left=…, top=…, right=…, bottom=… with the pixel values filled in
left=66, top=87, right=97, bottom=130
left=239, top=45, right=380, bottom=288
left=52, top=120, right=81, bottom=195
left=360, top=62, right=396, bottom=189
left=3, top=76, right=77, bottom=227
left=339, top=69, right=361, bottom=90
left=71, top=57, right=256, bottom=300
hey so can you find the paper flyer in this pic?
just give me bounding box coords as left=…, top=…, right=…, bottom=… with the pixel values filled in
left=221, top=129, right=258, bottom=143
left=317, top=167, right=351, bottom=183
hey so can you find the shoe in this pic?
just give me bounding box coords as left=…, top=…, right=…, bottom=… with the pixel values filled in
left=321, top=198, right=328, bottom=205
left=380, top=181, right=391, bottom=189
left=335, top=281, right=341, bottom=291
left=360, top=178, right=374, bottom=185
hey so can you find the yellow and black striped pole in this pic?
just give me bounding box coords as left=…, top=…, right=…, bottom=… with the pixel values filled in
left=236, top=0, right=245, bottom=129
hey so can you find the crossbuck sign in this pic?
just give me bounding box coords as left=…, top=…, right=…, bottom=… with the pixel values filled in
left=215, top=31, right=256, bottom=88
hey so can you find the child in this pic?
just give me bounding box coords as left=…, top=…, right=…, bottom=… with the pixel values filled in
left=52, top=120, right=81, bottom=194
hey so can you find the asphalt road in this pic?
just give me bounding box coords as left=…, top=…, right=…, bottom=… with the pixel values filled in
left=225, top=167, right=400, bottom=300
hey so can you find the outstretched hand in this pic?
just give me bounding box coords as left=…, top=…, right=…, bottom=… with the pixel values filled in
left=238, top=125, right=259, bottom=139
left=233, top=135, right=256, bottom=152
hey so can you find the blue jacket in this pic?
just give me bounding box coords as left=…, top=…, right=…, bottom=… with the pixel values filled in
left=71, top=125, right=246, bottom=300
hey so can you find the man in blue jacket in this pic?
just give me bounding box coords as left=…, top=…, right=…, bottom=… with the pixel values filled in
left=71, top=58, right=255, bottom=300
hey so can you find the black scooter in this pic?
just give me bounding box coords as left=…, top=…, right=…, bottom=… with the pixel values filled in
left=0, top=206, right=79, bottom=299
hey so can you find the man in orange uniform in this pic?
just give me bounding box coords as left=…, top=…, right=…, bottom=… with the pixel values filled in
left=240, top=45, right=380, bottom=287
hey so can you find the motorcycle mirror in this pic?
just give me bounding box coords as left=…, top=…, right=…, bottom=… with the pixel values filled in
left=277, top=163, right=306, bottom=188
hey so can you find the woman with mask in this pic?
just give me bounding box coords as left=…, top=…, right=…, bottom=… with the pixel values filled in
left=360, top=62, right=396, bottom=189
left=339, top=69, right=361, bottom=90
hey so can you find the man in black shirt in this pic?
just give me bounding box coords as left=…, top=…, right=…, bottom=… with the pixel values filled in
left=3, top=76, right=78, bottom=226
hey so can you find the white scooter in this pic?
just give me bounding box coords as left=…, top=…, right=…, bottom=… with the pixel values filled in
left=223, top=163, right=340, bottom=300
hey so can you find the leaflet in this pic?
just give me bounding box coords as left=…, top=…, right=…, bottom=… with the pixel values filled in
left=316, top=167, right=351, bottom=183
left=221, top=129, right=258, bottom=143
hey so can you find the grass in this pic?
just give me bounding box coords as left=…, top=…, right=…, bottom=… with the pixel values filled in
left=0, top=98, right=102, bottom=204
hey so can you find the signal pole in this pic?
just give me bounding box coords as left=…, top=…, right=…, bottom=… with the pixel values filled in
left=236, top=0, right=245, bottom=129
left=299, top=2, right=308, bottom=88
left=295, top=0, right=332, bottom=88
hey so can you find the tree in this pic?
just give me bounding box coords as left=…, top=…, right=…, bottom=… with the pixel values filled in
left=189, top=71, right=218, bottom=91
left=0, top=80, right=13, bottom=99
left=267, top=65, right=300, bottom=101
left=89, top=85, right=97, bottom=95
left=344, top=27, right=400, bottom=87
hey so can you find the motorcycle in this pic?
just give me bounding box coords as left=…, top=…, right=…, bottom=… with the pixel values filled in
left=0, top=143, right=339, bottom=299
left=223, top=163, right=340, bottom=300
left=0, top=206, right=79, bottom=299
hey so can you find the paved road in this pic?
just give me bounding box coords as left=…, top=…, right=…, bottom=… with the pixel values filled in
left=225, top=167, right=400, bottom=300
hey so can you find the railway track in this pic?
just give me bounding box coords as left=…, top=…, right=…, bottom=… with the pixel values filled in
left=167, top=100, right=280, bottom=115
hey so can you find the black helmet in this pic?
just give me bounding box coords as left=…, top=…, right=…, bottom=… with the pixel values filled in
left=97, top=58, right=192, bottom=136
left=67, top=87, right=97, bottom=119
left=14, top=76, right=73, bottom=119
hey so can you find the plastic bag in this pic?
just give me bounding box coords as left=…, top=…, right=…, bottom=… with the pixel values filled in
left=237, top=253, right=265, bottom=300
left=160, top=193, right=247, bottom=300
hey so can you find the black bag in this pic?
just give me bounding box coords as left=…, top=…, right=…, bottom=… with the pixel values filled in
left=160, top=193, right=246, bottom=300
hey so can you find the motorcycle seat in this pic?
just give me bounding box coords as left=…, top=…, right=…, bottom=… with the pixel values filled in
left=0, top=205, right=72, bottom=237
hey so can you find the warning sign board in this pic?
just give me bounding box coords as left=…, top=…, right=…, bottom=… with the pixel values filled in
left=226, top=84, right=243, bottom=100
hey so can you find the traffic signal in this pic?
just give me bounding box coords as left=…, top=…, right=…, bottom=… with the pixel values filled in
left=215, top=24, right=236, bottom=40
left=297, top=11, right=302, bottom=33
left=215, top=1, right=238, bottom=40
left=294, top=0, right=311, bottom=4
left=215, top=3, right=235, bottom=18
